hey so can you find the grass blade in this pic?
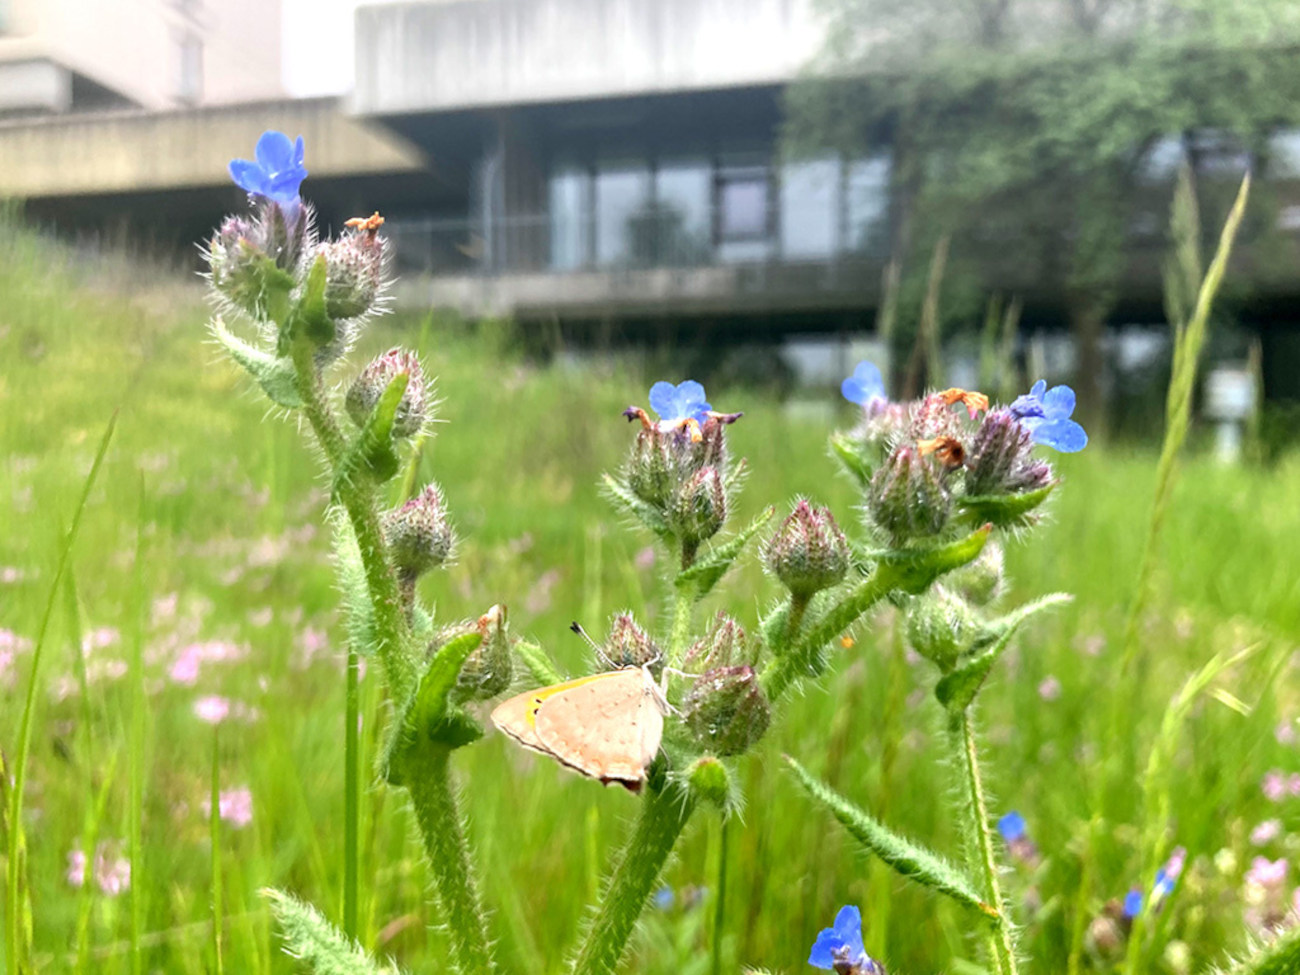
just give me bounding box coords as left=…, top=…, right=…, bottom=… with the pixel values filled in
left=5, top=410, right=117, bottom=975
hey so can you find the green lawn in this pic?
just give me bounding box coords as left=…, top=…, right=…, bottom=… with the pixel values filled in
left=2, top=219, right=1299, bottom=974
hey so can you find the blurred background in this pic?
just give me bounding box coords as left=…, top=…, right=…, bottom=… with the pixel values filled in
left=5, top=1, right=1300, bottom=973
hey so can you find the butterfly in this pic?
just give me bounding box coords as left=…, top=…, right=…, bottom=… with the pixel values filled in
left=490, top=665, right=669, bottom=793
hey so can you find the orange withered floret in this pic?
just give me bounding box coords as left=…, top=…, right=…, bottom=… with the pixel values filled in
left=917, top=435, right=966, bottom=469
left=938, top=387, right=990, bottom=419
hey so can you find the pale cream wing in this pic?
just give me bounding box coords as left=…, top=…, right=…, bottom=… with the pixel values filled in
left=532, top=669, right=663, bottom=786
left=491, top=672, right=627, bottom=755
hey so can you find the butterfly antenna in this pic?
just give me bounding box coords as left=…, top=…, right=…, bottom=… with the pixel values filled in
left=570, top=621, right=617, bottom=670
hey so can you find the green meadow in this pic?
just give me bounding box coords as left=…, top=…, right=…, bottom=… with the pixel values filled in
left=3, top=218, right=1300, bottom=974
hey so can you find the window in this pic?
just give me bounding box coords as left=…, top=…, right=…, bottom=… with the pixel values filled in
left=717, top=168, right=769, bottom=240
left=549, top=165, right=591, bottom=270
left=652, top=160, right=711, bottom=265
left=176, top=33, right=203, bottom=103
left=845, top=154, right=892, bottom=256
left=594, top=163, right=651, bottom=267
left=780, top=158, right=839, bottom=260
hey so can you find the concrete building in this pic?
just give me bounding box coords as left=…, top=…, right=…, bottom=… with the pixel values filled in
left=0, top=0, right=283, bottom=115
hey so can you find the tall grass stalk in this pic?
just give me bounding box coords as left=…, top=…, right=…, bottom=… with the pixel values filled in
left=1118, top=170, right=1251, bottom=680
left=210, top=727, right=225, bottom=975
left=4, top=412, right=117, bottom=975
left=128, top=487, right=147, bottom=975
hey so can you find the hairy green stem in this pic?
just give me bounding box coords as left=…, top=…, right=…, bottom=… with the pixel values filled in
left=571, top=785, right=697, bottom=975
left=290, top=342, right=416, bottom=704
left=343, top=648, right=361, bottom=940
left=405, top=748, right=495, bottom=975
left=947, top=710, right=1017, bottom=975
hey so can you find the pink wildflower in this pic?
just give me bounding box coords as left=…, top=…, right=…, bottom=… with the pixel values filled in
left=1251, top=819, right=1284, bottom=846
left=193, top=695, right=231, bottom=724
left=1246, top=857, right=1289, bottom=889
left=1263, top=771, right=1287, bottom=802
left=1038, top=676, right=1062, bottom=701
left=634, top=546, right=657, bottom=570
left=66, top=849, right=87, bottom=887
left=93, top=846, right=130, bottom=896
left=205, top=787, right=254, bottom=828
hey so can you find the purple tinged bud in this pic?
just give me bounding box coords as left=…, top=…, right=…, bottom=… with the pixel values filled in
left=684, top=612, right=748, bottom=672
left=866, top=445, right=951, bottom=545
left=451, top=604, right=513, bottom=702
left=603, top=613, right=662, bottom=670
left=682, top=665, right=771, bottom=756
left=206, top=200, right=310, bottom=317
left=905, top=585, right=976, bottom=671
left=382, top=482, right=454, bottom=581
left=317, top=227, right=387, bottom=320
left=345, top=348, right=430, bottom=438
left=763, top=500, right=850, bottom=600
left=670, top=465, right=727, bottom=546
left=627, top=427, right=680, bottom=508
left=964, top=409, right=1053, bottom=497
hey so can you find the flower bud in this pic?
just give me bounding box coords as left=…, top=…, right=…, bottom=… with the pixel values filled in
left=452, top=604, right=512, bottom=702
left=603, top=613, right=662, bottom=670
left=383, top=482, right=453, bottom=580
left=626, top=428, right=680, bottom=508
left=908, top=391, right=964, bottom=441
left=686, top=755, right=732, bottom=809
left=947, top=540, right=1004, bottom=607
left=905, top=585, right=976, bottom=671
left=669, top=465, right=726, bottom=546
left=318, top=227, right=386, bottom=320
left=763, top=500, right=850, bottom=600
left=866, top=445, right=951, bottom=545
left=345, top=348, right=430, bottom=437
left=964, top=409, right=1053, bottom=497
left=684, top=613, right=747, bottom=672
left=682, top=665, right=771, bottom=756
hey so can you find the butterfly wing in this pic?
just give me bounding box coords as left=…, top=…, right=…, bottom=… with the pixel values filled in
left=533, top=669, right=664, bottom=790
left=490, top=672, right=613, bottom=754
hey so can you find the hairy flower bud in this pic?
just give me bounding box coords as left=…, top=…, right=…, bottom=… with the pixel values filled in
left=626, top=428, right=680, bottom=508
left=682, top=666, right=771, bottom=756
left=684, top=613, right=748, bottom=672
left=763, top=500, right=850, bottom=600
left=452, top=604, right=513, bottom=702
left=603, top=613, right=662, bottom=670
left=866, top=445, right=951, bottom=545
left=318, top=226, right=386, bottom=320
left=964, top=409, right=1053, bottom=496
left=908, top=391, right=964, bottom=442
left=383, top=482, right=453, bottom=581
left=905, top=585, right=977, bottom=671
left=345, top=348, right=430, bottom=437
left=686, top=755, right=732, bottom=809
left=207, top=200, right=310, bottom=319
left=948, top=540, right=1004, bottom=606
left=669, top=465, right=726, bottom=546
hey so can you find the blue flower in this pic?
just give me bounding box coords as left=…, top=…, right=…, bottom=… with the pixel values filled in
left=1122, top=888, right=1144, bottom=919
left=649, top=380, right=711, bottom=428
left=229, top=130, right=308, bottom=204
left=809, top=905, right=881, bottom=973
left=1008, top=380, right=1087, bottom=453
left=841, top=361, right=887, bottom=407
left=998, top=811, right=1027, bottom=843
left=652, top=886, right=674, bottom=911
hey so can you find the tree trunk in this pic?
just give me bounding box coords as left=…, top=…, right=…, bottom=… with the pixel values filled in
left=1068, top=297, right=1107, bottom=437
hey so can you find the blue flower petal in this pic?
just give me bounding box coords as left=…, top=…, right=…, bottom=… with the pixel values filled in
left=229, top=158, right=269, bottom=196
left=998, top=811, right=1026, bottom=842
left=1041, top=384, right=1077, bottom=420
left=292, top=134, right=306, bottom=169
left=1030, top=379, right=1046, bottom=399
left=808, top=928, right=845, bottom=969
left=832, top=905, right=865, bottom=961
left=1032, top=418, right=1088, bottom=453
left=267, top=167, right=309, bottom=204
left=648, top=381, right=681, bottom=421
left=648, top=380, right=711, bottom=423
left=1123, top=889, right=1144, bottom=919
left=841, top=361, right=886, bottom=406
left=255, top=130, right=295, bottom=172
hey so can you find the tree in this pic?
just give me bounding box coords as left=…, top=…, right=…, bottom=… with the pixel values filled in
left=786, top=0, right=1300, bottom=427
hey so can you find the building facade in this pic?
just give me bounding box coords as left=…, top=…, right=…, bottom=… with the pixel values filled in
left=0, top=0, right=283, bottom=115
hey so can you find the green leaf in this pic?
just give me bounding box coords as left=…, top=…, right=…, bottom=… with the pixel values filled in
left=830, top=432, right=874, bottom=489
left=601, top=473, right=671, bottom=539
left=784, top=756, right=996, bottom=922
left=334, top=373, right=410, bottom=493
left=514, top=639, right=564, bottom=686
left=295, top=254, right=336, bottom=349
left=936, top=593, right=1072, bottom=712
left=384, top=631, right=484, bottom=784
left=265, top=889, right=404, bottom=975
left=331, top=515, right=377, bottom=657
left=871, top=524, right=993, bottom=595
left=675, top=506, right=775, bottom=600
left=958, top=483, right=1056, bottom=529
left=212, top=318, right=302, bottom=409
